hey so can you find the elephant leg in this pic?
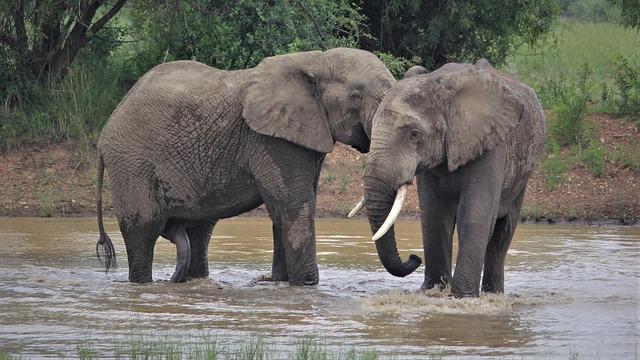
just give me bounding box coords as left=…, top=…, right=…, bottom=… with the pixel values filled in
left=417, top=173, right=457, bottom=291
left=451, top=150, right=505, bottom=298
left=120, top=220, right=160, bottom=283
left=261, top=160, right=321, bottom=283
left=186, top=219, right=217, bottom=279
left=482, top=188, right=526, bottom=293
left=261, top=197, right=318, bottom=286
left=163, top=221, right=191, bottom=283
left=259, top=222, right=289, bottom=281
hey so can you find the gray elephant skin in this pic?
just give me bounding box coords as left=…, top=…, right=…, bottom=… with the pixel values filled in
left=95, top=48, right=395, bottom=285
left=362, top=59, right=546, bottom=297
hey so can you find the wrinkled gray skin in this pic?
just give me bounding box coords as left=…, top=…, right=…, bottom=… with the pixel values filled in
left=95, top=48, right=395, bottom=284
left=363, top=59, right=546, bottom=297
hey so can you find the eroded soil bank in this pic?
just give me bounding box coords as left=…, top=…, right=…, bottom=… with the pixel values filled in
left=0, top=114, right=638, bottom=224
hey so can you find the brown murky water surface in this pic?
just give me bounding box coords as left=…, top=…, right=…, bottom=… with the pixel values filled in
left=0, top=217, right=638, bottom=358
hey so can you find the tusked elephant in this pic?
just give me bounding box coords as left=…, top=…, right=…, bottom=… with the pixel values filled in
left=95, top=48, right=395, bottom=285
left=349, top=59, right=546, bottom=297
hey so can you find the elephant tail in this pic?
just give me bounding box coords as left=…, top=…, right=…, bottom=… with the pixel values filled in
left=96, top=152, right=116, bottom=272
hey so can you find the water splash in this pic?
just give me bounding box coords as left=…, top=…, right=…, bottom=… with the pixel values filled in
left=359, top=288, right=573, bottom=315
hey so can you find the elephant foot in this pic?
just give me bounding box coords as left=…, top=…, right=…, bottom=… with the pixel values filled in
left=129, top=273, right=153, bottom=284
left=188, top=262, right=209, bottom=279
left=421, top=275, right=449, bottom=292
left=170, top=266, right=190, bottom=283
left=451, top=284, right=480, bottom=298
left=481, top=274, right=505, bottom=293
left=287, top=269, right=319, bottom=286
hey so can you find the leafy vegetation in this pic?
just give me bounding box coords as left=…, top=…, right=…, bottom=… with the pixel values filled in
left=505, top=16, right=639, bottom=181
left=359, top=0, right=557, bottom=69
left=0, top=0, right=562, bottom=153
left=0, top=0, right=637, bottom=193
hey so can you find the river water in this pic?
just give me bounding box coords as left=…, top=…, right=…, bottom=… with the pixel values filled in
left=0, top=217, right=638, bottom=358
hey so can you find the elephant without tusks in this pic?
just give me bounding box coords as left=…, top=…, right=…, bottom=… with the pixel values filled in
left=95, top=48, right=395, bottom=284
left=350, top=59, right=546, bottom=297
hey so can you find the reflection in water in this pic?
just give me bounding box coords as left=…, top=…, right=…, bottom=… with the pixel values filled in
left=0, top=217, right=638, bottom=358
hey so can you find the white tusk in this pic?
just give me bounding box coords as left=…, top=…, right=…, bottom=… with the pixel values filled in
left=372, top=185, right=407, bottom=241
left=347, top=197, right=366, bottom=219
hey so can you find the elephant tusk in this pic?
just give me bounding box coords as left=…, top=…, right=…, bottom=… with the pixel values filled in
left=347, top=197, right=366, bottom=219
left=372, top=185, right=407, bottom=241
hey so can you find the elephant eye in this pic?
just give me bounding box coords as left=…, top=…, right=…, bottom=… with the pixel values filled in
left=408, top=129, right=421, bottom=143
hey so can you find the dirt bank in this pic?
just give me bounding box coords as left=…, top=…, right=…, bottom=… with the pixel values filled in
left=0, top=114, right=638, bottom=224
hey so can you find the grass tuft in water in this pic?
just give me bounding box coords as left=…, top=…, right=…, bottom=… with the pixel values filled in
left=67, top=333, right=410, bottom=360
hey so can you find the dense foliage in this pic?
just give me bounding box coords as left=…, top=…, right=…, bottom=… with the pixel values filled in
left=359, top=0, right=558, bottom=69
left=0, top=0, right=635, bottom=153
left=127, top=0, right=364, bottom=73
left=0, top=0, right=127, bottom=101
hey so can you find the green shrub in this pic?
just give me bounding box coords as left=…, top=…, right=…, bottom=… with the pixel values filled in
left=0, top=57, right=127, bottom=153
left=610, top=144, right=640, bottom=173
left=375, top=52, right=421, bottom=79
left=37, top=187, right=55, bottom=217
left=541, top=141, right=567, bottom=191
left=613, top=55, right=640, bottom=119
left=548, top=62, right=594, bottom=146
left=581, top=140, right=606, bottom=177
left=337, top=173, right=351, bottom=194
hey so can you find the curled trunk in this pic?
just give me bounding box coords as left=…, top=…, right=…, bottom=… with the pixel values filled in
left=364, top=176, right=421, bottom=277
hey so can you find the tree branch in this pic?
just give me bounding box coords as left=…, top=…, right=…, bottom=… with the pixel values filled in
left=89, top=0, right=128, bottom=35
left=295, top=0, right=327, bottom=50
left=13, top=0, right=29, bottom=54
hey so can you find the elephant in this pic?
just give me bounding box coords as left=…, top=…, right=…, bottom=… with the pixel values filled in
left=95, top=48, right=396, bottom=285
left=350, top=59, right=546, bottom=297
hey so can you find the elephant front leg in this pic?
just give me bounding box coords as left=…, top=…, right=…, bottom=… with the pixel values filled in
left=281, top=205, right=318, bottom=286
left=451, top=147, right=506, bottom=297
left=417, top=173, right=456, bottom=291
left=259, top=223, right=289, bottom=282
left=261, top=195, right=318, bottom=286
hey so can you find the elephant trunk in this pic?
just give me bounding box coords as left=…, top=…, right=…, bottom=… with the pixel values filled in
left=364, top=174, right=422, bottom=277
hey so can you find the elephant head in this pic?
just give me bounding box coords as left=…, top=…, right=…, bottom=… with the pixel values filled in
left=242, top=48, right=396, bottom=154
left=362, top=60, right=523, bottom=277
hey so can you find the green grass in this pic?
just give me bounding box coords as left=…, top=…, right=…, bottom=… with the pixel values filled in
left=541, top=142, right=567, bottom=191
left=35, top=334, right=409, bottom=360
left=609, top=143, right=640, bottom=173
left=337, top=173, right=352, bottom=194
left=505, top=20, right=639, bottom=178
left=504, top=20, right=639, bottom=117
left=0, top=57, right=128, bottom=154
left=581, top=140, right=606, bottom=177
left=505, top=20, right=639, bottom=89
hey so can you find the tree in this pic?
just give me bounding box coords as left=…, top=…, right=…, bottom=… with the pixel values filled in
left=128, top=0, right=365, bottom=73
left=610, top=0, right=640, bottom=28
left=0, top=0, right=128, bottom=83
left=359, top=0, right=558, bottom=69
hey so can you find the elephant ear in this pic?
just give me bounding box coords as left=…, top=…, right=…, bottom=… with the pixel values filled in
left=241, top=52, right=334, bottom=154
left=443, top=67, right=523, bottom=171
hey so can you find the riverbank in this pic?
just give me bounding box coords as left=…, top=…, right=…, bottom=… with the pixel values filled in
left=0, top=113, right=638, bottom=224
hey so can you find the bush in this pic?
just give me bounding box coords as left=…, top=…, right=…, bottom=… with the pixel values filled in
left=547, top=63, right=594, bottom=146
left=0, top=56, right=128, bottom=153
left=374, top=52, right=421, bottom=80
left=541, top=141, right=567, bottom=191
left=613, top=55, right=640, bottom=119
left=581, top=141, right=606, bottom=177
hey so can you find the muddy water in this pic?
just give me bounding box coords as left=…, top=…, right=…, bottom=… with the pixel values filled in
left=0, top=217, right=638, bottom=358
